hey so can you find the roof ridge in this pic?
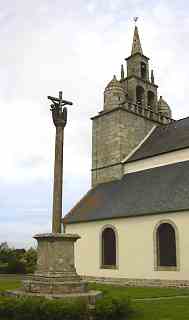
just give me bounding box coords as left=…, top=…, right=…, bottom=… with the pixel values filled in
left=122, top=125, right=156, bottom=163
left=63, top=188, right=93, bottom=222
left=171, top=116, right=189, bottom=123
left=125, top=116, right=189, bottom=163
left=124, top=159, right=189, bottom=176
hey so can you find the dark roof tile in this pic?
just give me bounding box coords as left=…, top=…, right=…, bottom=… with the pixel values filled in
left=64, top=161, right=189, bottom=224
left=126, top=117, right=189, bottom=162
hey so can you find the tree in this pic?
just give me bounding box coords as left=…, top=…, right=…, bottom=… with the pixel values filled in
left=0, top=242, right=37, bottom=274
left=23, top=248, right=37, bottom=273
left=0, top=242, right=9, bottom=251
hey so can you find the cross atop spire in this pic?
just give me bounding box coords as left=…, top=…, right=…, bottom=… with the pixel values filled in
left=131, top=25, right=143, bottom=55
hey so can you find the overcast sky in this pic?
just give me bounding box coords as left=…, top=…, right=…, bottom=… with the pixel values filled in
left=0, top=0, right=189, bottom=248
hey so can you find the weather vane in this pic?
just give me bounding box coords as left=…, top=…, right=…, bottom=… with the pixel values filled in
left=133, top=17, right=139, bottom=24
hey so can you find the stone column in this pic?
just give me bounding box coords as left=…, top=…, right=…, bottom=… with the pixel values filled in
left=49, top=92, right=69, bottom=233
left=18, top=91, right=102, bottom=303
left=52, top=126, right=64, bottom=233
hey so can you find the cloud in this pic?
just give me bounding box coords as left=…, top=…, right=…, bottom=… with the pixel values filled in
left=0, top=0, right=189, bottom=247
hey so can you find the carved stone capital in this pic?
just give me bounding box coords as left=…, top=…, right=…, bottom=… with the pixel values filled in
left=51, top=105, right=67, bottom=128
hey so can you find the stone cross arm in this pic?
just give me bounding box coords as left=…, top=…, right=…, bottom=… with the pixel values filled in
left=47, top=91, right=73, bottom=128
left=47, top=91, right=73, bottom=108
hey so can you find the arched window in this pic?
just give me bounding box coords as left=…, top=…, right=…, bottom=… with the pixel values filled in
left=136, top=86, right=144, bottom=106
left=147, top=91, right=155, bottom=110
left=141, top=62, right=147, bottom=79
left=157, top=223, right=176, bottom=267
left=102, top=227, right=116, bottom=267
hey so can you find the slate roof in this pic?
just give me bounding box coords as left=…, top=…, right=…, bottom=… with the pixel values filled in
left=126, top=117, right=189, bottom=163
left=64, top=161, right=189, bottom=224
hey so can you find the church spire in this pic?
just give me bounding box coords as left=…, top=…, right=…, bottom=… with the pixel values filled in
left=131, top=25, right=143, bottom=55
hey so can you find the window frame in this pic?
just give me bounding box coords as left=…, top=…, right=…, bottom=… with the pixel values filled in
left=141, top=62, right=147, bottom=79
left=100, top=225, right=119, bottom=270
left=153, top=220, right=180, bottom=272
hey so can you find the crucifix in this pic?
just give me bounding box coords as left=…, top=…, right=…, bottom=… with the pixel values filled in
left=22, top=91, right=90, bottom=296
left=48, top=91, right=73, bottom=233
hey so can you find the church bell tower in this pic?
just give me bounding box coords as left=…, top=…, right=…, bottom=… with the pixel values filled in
left=91, top=25, right=172, bottom=187
left=124, top=26, right=158, bottom=112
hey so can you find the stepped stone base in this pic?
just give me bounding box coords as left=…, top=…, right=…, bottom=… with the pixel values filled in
left=20, top=233, right=100, bottom=302
left=5, top=289, right=102, bottom=305
left=23, top=277, right=88, bottom=294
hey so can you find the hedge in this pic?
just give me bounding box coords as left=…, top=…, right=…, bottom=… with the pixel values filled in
left=0, top=294, right=133, bottom=320
left=94, top=295, right=132, bottom=320
left=0, top=296, right=88, bottom=320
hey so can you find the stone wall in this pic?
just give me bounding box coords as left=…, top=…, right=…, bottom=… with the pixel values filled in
left=92, top=164, right=123, bottom=186
left=127, top=54, right=149, bottom=80
left=125, top=76, right=158, bottom=111
left=91, top=107, right=155, bottom=187
left=83, top=276, right=189, bottom=288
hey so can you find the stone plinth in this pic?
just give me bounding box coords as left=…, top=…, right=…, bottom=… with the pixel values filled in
left=23, top=233, right=88, bottom=294
left=5, top=290, right=102, bottom=305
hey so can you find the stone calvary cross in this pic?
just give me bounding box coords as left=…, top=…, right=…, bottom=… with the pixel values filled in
left=19, top=91, right=100, bottom=300
left=47, top=91, right=73, bottom=233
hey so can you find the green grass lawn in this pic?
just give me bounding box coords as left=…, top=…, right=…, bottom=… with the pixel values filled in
left=132, top=297, right=189, bottom=320
left=1, top=279, right=189, bottom=319
left=89, top=282, right=189, bottom=299
left=0, top=278, right=21, bottom=291
left=89, top=283, right=189, bottom=319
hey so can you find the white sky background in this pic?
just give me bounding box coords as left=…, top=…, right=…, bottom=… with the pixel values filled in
left=0, top=0, right=189, bottom=248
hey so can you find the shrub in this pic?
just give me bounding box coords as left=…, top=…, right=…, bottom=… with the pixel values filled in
left=93, top=295, right=133, bottom=320
left=0, top=296, right=16, bottom=319
left=0, top=262, right=8, bottom=274
left=23, top=248, right=37, bottom=273
left=0, top=296, right=89, bottom=320
left=0, top=294, right=133, bottom=320
left=42, top=298, right=89, bottom=320
left=0, top=242, right=37, bottom=274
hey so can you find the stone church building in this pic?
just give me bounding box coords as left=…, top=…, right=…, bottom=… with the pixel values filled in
left=63, top=26, right=189, bottom=287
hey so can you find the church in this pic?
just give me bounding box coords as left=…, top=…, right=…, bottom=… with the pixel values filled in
left=63, top=26, right=189, bottom=287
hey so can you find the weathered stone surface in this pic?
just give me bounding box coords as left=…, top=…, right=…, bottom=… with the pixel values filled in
left=34, top=233, right=80, bottom=275
left=5, top=290, right=102, bottom=305
left=23, top=279, right=88, bottom=294
left=104, top=76, right=126, bottom=111
left=23, top=233, right=89, bottom=295
left=92, top=108, right=155, bottom=187
left=131, top=26, right=143, bottom=55
left=52, top=127, right=64, bottom=233
left=84, top=276, right=189, bottom=288
left=91, top=26, right=173, bottom=187
left=49, top=91, right=73, bottom=233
